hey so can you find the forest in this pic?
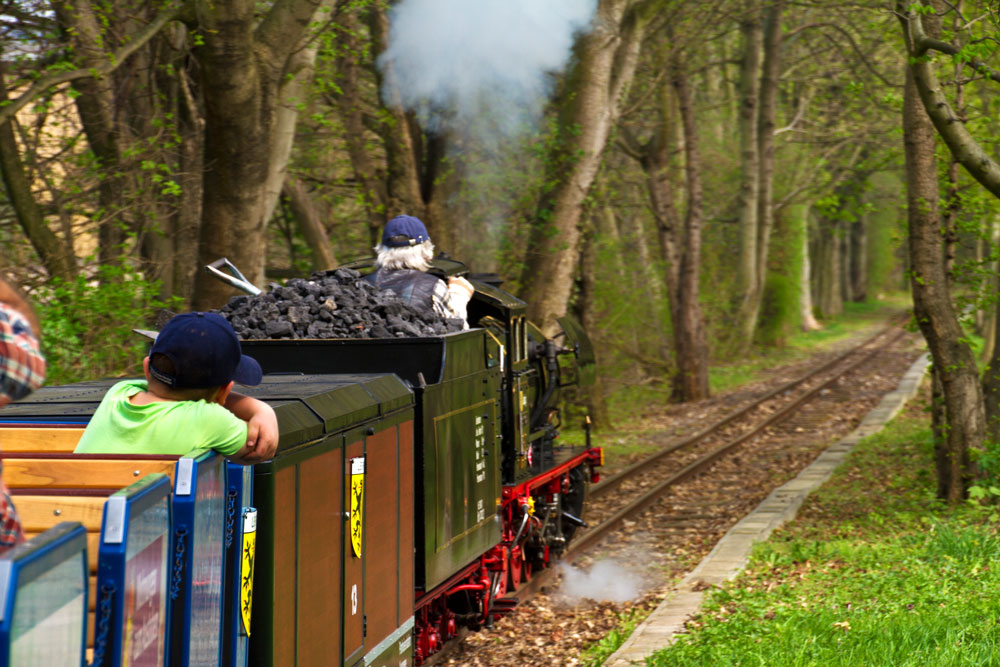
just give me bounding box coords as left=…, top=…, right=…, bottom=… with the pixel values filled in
left=2, top=0, right=1000, bottom=500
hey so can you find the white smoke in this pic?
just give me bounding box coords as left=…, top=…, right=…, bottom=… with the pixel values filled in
left=557, top=560, right=643, bottom=604
left=378, top=0, right=597, bottom=137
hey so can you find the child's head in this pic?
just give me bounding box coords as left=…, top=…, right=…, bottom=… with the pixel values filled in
left=145, top=312, right=262, bottom=401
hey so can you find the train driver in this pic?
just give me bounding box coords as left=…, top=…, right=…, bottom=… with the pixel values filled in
left=364, top=215, right=474, bottom=327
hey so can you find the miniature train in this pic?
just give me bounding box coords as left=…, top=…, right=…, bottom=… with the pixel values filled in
left=0, top=258, right=602, bottom=666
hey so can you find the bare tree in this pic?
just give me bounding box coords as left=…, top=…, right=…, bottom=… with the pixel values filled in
left=0, top=64, right=75, bottom=282
left=733, top=0, right=762, bottom=344
left=520, top=0, right=653, bottom=333
left=191, top=0, right=335, bottom=308
left=623, top=40, right=710, bottom=401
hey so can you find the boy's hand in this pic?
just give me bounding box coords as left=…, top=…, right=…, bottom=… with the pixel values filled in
left=243, top=403, right=279, bottom=461
left=225, top=392, right=279, bottom=462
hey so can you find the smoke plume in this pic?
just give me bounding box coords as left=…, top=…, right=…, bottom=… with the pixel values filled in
left=378, top=0, right=597, bottom=138
left=557, top=560, right=643, bottom=604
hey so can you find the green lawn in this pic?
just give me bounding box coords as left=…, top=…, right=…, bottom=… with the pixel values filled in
left=640, top=399, right=1000, bottom=667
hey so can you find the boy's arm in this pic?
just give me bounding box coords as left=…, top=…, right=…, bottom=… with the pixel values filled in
left=223, top=392, right=279, bottom=462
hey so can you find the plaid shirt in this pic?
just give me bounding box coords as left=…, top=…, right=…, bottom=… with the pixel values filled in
left=0, top=302, right=45, bottom=552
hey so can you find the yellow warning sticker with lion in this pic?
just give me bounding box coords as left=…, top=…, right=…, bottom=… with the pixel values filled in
left=350, top=457, right=365, bottom=558
left=241, top=509, right=257, bottom=636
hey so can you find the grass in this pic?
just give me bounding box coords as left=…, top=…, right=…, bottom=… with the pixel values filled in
left=580, top=608, right=650, bottom=666
left=640, top=397, right=1000, bottom=667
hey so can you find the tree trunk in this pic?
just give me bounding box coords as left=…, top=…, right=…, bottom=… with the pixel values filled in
left=734, top=0, right=762, bottom=345
left=849, top=216, right=867, bottom=301
left=579, top=222, right=610, bottom=428
left=671, top=54, right=710, bottom=401
left=284, top=176, right=337, bottom=270
left=190, top=0, right=328, bottom=309
left=980, top=220, right=999, bottom=362
left=520, top=0, right=647, bottom=333
left=336, top=6, right=390, bottom=247
left=983, top=272, right=1000, bottom=445
left=166, top=58, right=205, bottom=307
left=901, top=4, right=1000, bottom=200
left=0, top=64, right=75, bottom=281
left=839, top=222, right=851, bottom=305
left=743, top=0, right=782, bottom=344
left=260, top=4, right=332, bottom=230
left=370, top=7, right=431, bottom=226
left=794, top=205, right=821, bottom=330
left=52, top=0, right=131, bottom=267
left=931, top=365, right=950, bottom=498
left=814, top=214, right=842, bottom=317
left=903, top=64, right=984, bottom=502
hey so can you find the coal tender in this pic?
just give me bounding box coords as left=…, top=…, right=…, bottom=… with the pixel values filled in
left=215, top=256, right=603, bottom=666
left=219, top=267, right=464, bottom=340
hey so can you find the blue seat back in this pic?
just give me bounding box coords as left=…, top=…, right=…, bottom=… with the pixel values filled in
left=169, top=450, right=226, bottom=666
left=0, top=522, right=88, bottom=666
left=93, top=473, right=172, bottom=667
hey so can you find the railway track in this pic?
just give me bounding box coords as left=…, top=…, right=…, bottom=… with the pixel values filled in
left=523, top=320, right=908, bottom=594
left=439, top=318, right=920, bottom=664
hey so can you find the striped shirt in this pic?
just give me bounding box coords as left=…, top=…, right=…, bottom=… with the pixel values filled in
left=0, top=302, right=45, bottom=552
left=0, top=302, right=45, bottom=406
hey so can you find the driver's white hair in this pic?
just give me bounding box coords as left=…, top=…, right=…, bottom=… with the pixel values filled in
left=375, top=241, right=435, bottom=272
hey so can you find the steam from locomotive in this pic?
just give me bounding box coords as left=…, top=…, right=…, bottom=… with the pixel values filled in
left=378, top=0, right=598, bottom=137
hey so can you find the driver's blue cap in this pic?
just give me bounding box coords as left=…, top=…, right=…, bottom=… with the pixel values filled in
left=148, top=312, right=262, bottom=388
left=382, top=215, right=430, bottom=247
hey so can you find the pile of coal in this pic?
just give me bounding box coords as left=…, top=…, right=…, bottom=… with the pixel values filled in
left=218, top=268, right=464, bottom=339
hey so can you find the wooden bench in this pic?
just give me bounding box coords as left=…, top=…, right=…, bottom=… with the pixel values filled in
left=2, top=449, right=179, bottom=655
left=0, top=426, right=85, bottom=453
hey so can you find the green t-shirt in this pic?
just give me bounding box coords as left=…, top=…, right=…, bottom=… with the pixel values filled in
left=74, top=379, right=248, bottom=456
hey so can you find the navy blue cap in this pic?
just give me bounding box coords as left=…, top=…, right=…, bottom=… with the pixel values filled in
left=148, top=312, right=262, bottom=388
left=382, top=215, right=430, bottom=247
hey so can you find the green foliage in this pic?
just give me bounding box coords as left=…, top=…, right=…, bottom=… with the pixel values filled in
left=866, top=172, right=907, bottom=296
left=757, top=271, right=797, bottom=347
left=579, top=608, right=650, bottom=666
left=646, top=406, right=1000, bottom=666
left=758, top=205, right=806, bottom=347
left=35, top=262, right=179, bottom=385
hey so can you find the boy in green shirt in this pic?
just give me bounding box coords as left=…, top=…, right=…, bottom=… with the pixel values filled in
left=75, top=312, right=278, bottom=462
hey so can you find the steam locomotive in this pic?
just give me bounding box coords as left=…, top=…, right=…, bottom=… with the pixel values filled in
left=0, top=257, right=602, bottom=666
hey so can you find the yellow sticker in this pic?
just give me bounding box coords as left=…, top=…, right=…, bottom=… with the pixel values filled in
left=241, top=509, right=257, bottom=636
left=350, top=457, right=365, bottom=558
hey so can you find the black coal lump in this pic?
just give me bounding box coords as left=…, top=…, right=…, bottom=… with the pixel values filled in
left=216, top=269, right=466, bottom=340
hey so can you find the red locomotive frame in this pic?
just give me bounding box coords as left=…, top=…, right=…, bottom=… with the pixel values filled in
left=413, top=447, right=602, bottom=664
